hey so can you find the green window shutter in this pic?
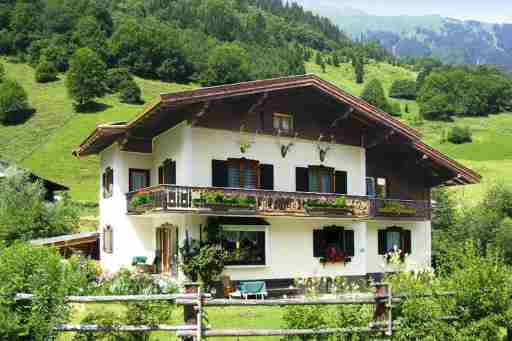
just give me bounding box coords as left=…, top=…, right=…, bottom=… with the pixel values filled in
left=260, top=164, right=274, bottom=190
left=313, top=230, right=326, bottom=257
left=344, top=230, right=355, bottom=257
left=335, top=170, right=348, bottom=194
left=212, top=160, right=228, bottom=187
left=378, top=230, right=387, bottom=255
left=402, top=230, right=412, bottom=254
left=296, top=167, right=309, bottom=192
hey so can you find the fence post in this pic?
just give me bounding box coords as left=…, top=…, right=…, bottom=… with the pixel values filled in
left=373, top=282, right=392, bottom=336
left=196, top=286, right=203, bottom=341
left=183, top=282, right=200, bottom=341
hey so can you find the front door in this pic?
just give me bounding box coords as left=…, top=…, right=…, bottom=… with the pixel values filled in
left=156, top=225, right=178, bottom=274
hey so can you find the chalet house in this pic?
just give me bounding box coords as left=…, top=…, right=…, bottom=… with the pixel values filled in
left=75, top=75, right=480, bottom=283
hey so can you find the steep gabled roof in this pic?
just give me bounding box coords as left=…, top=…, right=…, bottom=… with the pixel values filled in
left=74, top=74, right=481, bottom=186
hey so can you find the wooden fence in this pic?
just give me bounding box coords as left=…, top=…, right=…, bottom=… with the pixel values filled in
left=15, top=283, right=456, bottom=340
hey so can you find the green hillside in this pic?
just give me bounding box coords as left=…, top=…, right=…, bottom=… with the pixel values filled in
left=0, top=59, right=507, bottom=204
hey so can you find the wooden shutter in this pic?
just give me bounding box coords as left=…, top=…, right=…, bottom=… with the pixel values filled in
left=335, top=171, right=348, bottom=194
left=313, top=230, right=326, bottom=257
left=296, top=167, right=309, bottom=192
left=212, top=160, right=228, bottom=187
left=260, top=164, right=274, bottom=190
left=402, top=230, right=412, bottom=254
left=242, top=159, right=259, bottom=189
left=158, top=166, right=164, bottom=185
left=170, top=160, right=176, bottom=185
left=378, top=230, right=386, bottom=255
left=344, top=230, right=355, bottom=257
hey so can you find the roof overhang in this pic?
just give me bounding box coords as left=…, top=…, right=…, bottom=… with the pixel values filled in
left=74, top=74, right=481, bottom=187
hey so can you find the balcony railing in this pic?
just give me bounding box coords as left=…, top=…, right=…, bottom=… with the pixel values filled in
left=126, top=185, right=431, bottom=221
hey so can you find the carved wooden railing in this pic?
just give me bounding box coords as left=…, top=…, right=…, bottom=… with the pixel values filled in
left=126, top=185, right=431, bottom=220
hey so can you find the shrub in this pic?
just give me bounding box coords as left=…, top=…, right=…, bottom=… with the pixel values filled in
left=0, top=79, right=30, bottom=124
left=96, top=268, right=178, bottom=295
left=361, top=79, right=392, bottom=113
left=0, top=242, right=88, bottom=340
left=106, top=67, right=132, bottom=93
left=35, top=59, right=58, bottom=83
left=447, top=126, right=472, bottom=144
left=180, top=245, right=227, bottom=290
left=119, top=79, right=142, bottom=104
left=389, top=79, right=418, bottom=99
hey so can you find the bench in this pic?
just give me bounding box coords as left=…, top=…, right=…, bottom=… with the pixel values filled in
left=230, top=281, right=268, bottom=300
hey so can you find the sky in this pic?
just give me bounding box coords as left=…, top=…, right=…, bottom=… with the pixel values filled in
left=310, top=0, right=512, bottom=23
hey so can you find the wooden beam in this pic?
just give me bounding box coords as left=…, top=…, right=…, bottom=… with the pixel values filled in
left=365, top=130, right=396, bottom=149
left=330, top=107, right=353, bottom=128
left=247, top=92, right=269, bottom=116
left=190, top=101, right=211, bottom=126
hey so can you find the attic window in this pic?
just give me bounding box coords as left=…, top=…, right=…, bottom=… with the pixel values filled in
left=273, top=113, right=293, bottom=133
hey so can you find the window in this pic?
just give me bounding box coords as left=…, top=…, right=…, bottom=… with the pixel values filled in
left=158, top=159, right=176, bottom=185
left=366, top=177, right=387, bottom=198
left=313, top=226, right=355, bottom=258
left=102, top=167, right=114, bottom=198
left=296, top=166, right=347, bottom=194
left=378, top=227, right=411, bottom=255
left=129, top=169, right=150, bottom=192
left=103, top=225, right=113, bottom=253
left=273, top=113, right=293, bottom=133
left=212, top=159, right=274, bottom=190
left=221, top=227, right=267, bottom=266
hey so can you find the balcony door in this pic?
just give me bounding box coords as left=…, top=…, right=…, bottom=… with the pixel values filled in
left=156, top=224, right=178, bottom=274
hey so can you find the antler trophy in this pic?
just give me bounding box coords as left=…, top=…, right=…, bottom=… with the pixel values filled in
left=276, top=129, right=299, bottom=158
left=239, top=124, right=258, bottom=154
left=317, top=134, right=335, bottom=162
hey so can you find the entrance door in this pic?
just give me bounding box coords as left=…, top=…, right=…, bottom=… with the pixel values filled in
left=156, top=226, right=177, bottom=274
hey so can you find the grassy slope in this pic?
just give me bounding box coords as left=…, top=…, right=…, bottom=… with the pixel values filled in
left=0, top=60, right=195, bottom=202
left=1, top=59, right=508, bottom=205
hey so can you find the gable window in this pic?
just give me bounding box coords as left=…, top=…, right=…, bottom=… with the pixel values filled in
left=221, top=227, right=267, bottom=266
left=378, top=226, right=411, bottom=255
left=313, top=226, right=355, bottom=259
left=103, top=225, right=113, bottom=254
left=129, top=169, right=150, bottom=192
left=273, top=113, right=293, bottom=133
left=366, top=177, right=387, bottom=198
left=212, top=159, right=274, bottom=190
left=158, top=159, right=176, bottom=185
left=296, top=166, right=347, bottom=194
left=102, top=167, right=114, bottom=198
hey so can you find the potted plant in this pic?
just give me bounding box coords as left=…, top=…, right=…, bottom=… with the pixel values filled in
left=305, top=197, right=353, bottom=216
left=377, top=201, right=417, bottom=216
left=128, top=193, right=154, bottom=213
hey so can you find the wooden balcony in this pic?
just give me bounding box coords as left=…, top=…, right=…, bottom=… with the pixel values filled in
left=126, top=185, right=431, bottom=221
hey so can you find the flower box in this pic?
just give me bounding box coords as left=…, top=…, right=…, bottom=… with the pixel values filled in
left=203, top=202, right=256, bottom=212
left=306, top=206, right=354, bottom=216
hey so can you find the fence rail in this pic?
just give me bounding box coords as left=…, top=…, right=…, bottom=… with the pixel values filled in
left=15, top=284, right=456, bottom=339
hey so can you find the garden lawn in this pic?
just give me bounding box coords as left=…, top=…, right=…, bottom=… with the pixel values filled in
left=58, top=303, right=283, bottom=341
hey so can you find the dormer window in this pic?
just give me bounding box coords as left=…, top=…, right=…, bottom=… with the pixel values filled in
left=102, top=167, right=114, bottom=198
left=273, top=113, right=293, bottom=133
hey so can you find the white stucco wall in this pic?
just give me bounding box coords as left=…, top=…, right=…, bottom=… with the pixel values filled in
left=97, top=124, right=432, bottom=277
left=366, top=220, right=432, bottom=274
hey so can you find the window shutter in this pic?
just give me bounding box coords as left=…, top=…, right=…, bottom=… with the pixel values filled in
left=243, top=159, right=259, bottom=189
left=402, top=230, right=412, bottom=254
left=296, top=167, right=309, bottom=192
left=378, top=230, right=386, bottom=255
left=260, top=164, right=274, bottom=190
left=212, top=160, right=228, bottom=187
left=158, top=166, right=164, bottom=185
left=366, top=177, right=376, bottom=197
left=344, top=230, right=355, bottom=257
left=335, top=171, right=348, bottom=194
left=170, top=160, right=176, bottom=185
left=313, top=230, right=326, bottom=257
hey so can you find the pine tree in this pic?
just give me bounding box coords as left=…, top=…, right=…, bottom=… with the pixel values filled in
left=405, top=103, right=410, bottom=113
left=352, top=55, right=365, bottom=84
left=315, top=51, right=323, bottom=66
left=332, top=53, right=340, bottom=67
left=361, top=79, right=392, bottom=113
